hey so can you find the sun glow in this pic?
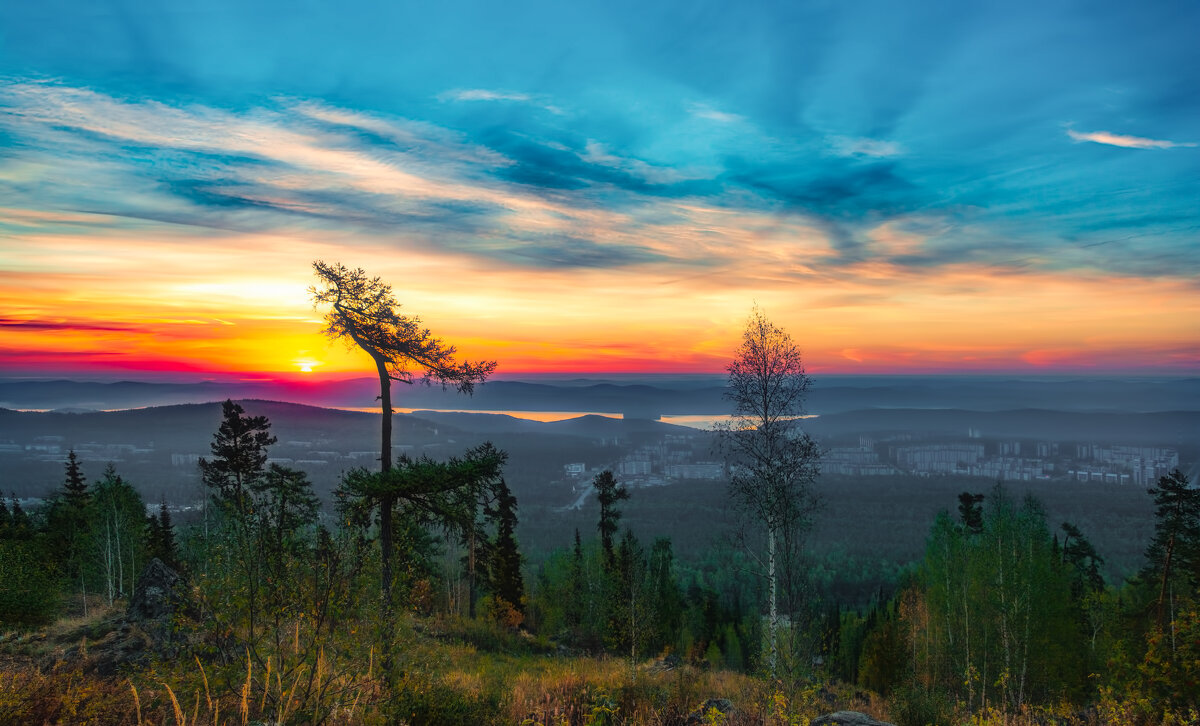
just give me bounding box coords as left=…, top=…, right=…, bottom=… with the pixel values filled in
left=294, top=358, right=322, bottom=374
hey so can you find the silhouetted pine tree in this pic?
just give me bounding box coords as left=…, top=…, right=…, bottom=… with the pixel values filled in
left=45, top=452, right=93, bottom=593
left=8, top=494, right=30, bottom=538
left=593, top=470, right=628, bottom=564
left=488, top=478, right=524, bottom=615
left=147, top=498, right=179, bottom=570
left=1140, top=469, right=1200, bottom=621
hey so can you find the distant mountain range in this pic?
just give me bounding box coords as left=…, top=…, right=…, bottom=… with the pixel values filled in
left=2, top=375, right=1198, bottom=414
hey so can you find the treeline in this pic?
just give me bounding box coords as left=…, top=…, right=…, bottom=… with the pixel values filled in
left=0, top=451, right=176, bottom=624
left=527, top=470, right=762, bottom=671
left=827, top=477, right=1199, bottom=724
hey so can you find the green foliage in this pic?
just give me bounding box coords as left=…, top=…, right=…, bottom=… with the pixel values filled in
left=0, top=538, right=60, bottom=625
left=922, top=487, right=1081, bottom=709
left=486, top=478, right=525, bottom=619
left=1060, top=521, right=1105, bottom=595
left=42, top=452, right=93, bottom=590
left=856, top=602, right=907, bottom=695
left=6, top=495, right=31, bottom=538
left=888, top=683, right=956, bottom=726
left=198, top=399, right=276, bottom=517
left=85, top=465, right=149, bottom=604
left=1140, top=469, right=1200, bottom=618
left=593, top=470, right=628, bottom=562
left=146, top=498, right=179, bottom=570
left=957, top=491, right=984, bottom=534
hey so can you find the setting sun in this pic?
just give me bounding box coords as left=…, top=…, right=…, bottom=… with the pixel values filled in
left=294, top=358, right=322, bottom=374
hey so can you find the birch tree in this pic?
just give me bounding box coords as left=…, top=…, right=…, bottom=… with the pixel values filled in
left=88, top=465, right=149, bottom=605
left=717, top=307, right=820, bottom=679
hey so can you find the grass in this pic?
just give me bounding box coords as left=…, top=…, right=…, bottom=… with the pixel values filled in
left=2, top=605, right=1184, bottom=725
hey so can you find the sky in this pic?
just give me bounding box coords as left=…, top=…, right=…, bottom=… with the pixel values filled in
left=1, top=0, right=1198, bottom=379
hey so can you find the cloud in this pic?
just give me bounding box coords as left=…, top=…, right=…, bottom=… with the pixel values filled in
left=1066, top=128, right=1196, bottom=149
left=439, top=88, right=563, bottom=114
left=686, top=103, right=744, bottom=124
left=830, top=136, right=903, bottom=158
left=580, top=141, right=693, bottom=185
left=0, top=318, right=136, bottom=332
left=442, top=89, right=532, bottom=103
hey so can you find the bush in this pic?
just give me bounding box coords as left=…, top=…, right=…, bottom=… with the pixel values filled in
left=0, top=540, right=61, bottom=626
left=888, top=685, right=956, bottom=726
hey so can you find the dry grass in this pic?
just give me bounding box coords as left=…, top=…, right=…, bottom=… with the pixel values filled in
left=0, top=605, right=1180, bottom=726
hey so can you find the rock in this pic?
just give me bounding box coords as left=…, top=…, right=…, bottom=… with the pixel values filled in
left=810, top=711, right=895, bottom=726
left=648, top=653, right=683, bottom=672
left=127, top=558, right=185, bottom=622
left=686, top=698, right=734, bottom=724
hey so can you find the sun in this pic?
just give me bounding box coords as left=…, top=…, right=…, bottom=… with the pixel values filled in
left=294, top=358, right=321, bottom=374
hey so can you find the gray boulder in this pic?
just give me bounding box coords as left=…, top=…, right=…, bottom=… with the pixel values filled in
left=810, top=711, right=895, bottom=726
left=127, top=558, right=187, bottom=622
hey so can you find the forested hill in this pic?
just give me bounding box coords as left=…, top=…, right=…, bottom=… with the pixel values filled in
left=3, top=375, right=1198, bottom=414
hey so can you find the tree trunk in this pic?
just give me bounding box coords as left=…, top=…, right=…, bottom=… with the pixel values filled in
left=1157, top=533, right=1175, bottom=625
left=768, top=526, right=778, bottom=680
left=468, top=528, right=477, bottom=619
left=377, top=358, right=392, bottom=474
left=380, top=494, right=394, bottom=611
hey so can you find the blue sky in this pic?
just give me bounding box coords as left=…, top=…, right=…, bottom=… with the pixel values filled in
left=0, top=0, right=1197, bottom=375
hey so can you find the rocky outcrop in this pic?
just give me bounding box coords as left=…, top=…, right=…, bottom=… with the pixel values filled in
left=127, top=558, right=186, bottom=623
left=810, top=711, right=895, bottom=726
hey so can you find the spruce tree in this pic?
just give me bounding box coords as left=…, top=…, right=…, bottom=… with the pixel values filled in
left=45, top=452, right=93, bottom=591
left=1141, top=469, right=1200, bottom=620
left=147, top=498, right=178, bottom=569
left=593, top=470, right=628, bottom=564
left=199, top=399, right=276, bottom=517
left=957, top=491, right=985, bottom=534
left=8, top=494, right=30, bottom=538
left=488, top=478, right=524, bottom=616
left=64, top=450, right=89, bottom=508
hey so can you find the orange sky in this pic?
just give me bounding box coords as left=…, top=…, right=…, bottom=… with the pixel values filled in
left=2, top=220, right=1197, bottom=379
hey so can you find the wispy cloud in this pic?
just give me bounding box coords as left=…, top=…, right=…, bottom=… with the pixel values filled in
left=1066, top=128, right=1196, bottom=149
left=580, top=141, right=694, bottom=185
left=0, top=317, right=137, bottom=332
left=687, top=103, right=743, bottom=124
left=439, top=88, right=563, bottom=114
left=442, top=89, right=533, bottom=103
left=830, top=136, right=903, bottom=158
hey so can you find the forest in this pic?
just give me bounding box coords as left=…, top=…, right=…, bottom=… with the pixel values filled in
left=0, top=267, right=1196, bottom=725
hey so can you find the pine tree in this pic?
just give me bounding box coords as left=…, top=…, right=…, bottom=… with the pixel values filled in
left=45, top=453, right=94, bottom=600
left=8, top=494, right=30, bottom=538
left=147, top=498, right=178, bottom=569
left=566, top=528, right=584, bottom=631
left=593, top=470, right=628, bottom=564
left=64, top=450, right=89, bottom=508
left=199, top=399, right=276, bottom=517
left=487, top=478, right=524, bottom=617
left=957, top=491, right=985, bottom=534
left=1140, top=469, right=1200, bottom=622
left=1060, top=521, right=1104, bottom=595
